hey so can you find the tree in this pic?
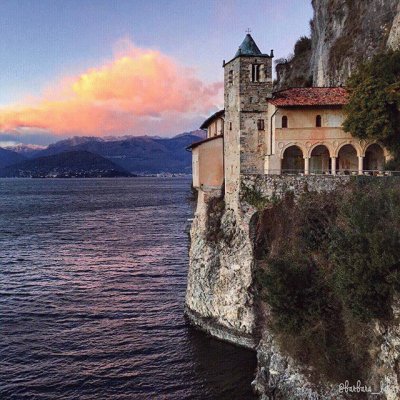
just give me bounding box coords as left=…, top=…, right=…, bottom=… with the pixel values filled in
left=343, top=51, right=400, bottom=166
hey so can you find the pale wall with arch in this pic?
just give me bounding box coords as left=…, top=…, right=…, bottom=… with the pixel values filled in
left=265, top=105, right=390, bottom=175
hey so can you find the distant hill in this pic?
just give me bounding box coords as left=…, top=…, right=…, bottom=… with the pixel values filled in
left=0, top=150, right=132, bottom=178
left=0, top=148, right=26, bottom=168
left=6, top=130, right=206, bottom=174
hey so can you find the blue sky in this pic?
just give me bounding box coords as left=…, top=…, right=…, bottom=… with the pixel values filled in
left=0, top=0, right=313, bottom=145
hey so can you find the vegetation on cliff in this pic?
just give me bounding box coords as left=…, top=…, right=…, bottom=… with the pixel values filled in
left=343, top=50, right=400, bottom=168
left=254, top=178, right=400, bottom=383
left=274, top=36, right=313, bottom=90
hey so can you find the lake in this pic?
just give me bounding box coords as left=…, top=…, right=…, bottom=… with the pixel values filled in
left=0, top=178, right=257, bottom=400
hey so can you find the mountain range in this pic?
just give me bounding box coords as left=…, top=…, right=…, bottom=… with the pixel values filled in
left=0, top=130, right=205, bottom=177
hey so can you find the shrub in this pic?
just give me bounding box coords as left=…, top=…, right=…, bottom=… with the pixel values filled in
left=205, top=195, right=225, bottom=243
left=241, top=184, right=270, bottom=210
left=258, top=254, right=327, bottom=333
left=330, top=179, right=400, bottom=321
left=294, top=36, right=312, bottom=56
left=254, top=179, right=400, bottom=382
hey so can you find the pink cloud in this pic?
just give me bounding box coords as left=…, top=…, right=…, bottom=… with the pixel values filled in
left=0, top=41, right=223, bottom=136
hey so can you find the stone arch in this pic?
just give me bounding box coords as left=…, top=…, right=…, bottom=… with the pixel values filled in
left=280, top=142, right=307, bottom=159
left=334, top=141, right=362, bottom=158
left=308, top=142, right=333, bottom=158
left=337, top=143, right=358, bottom=173
left=282, top=145, right=304, bottom=174
left=363, top=143, right=385, bottom=172
left=309, top=144, right=331, bottom=174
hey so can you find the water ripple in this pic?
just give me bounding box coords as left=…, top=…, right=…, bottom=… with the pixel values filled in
left=0, top=178, right=256, bottom=400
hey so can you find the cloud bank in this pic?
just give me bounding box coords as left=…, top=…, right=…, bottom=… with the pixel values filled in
left=0, top=41, right=223, bottom=136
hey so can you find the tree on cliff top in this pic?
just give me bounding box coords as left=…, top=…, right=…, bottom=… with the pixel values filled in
left=343, top=50, right=400, bottom=167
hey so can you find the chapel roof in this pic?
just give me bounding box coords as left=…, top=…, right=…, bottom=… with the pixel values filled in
left=270, top=87, right=349, bottom=107
left=200, top=109, right=224, bottom=130
left=186, top=134, right=223, bottom=151
left=235, top=34, right=263, bottom=57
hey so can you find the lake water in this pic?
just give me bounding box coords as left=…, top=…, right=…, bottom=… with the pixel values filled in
left=0, top=178, right=257, bottom=400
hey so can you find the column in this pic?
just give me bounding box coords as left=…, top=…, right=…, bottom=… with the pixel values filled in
left=358, top=156, right=364, bottom=175
left=331, top=157, right=336, bottom=175
left=304, top=157, right=310, bottom=175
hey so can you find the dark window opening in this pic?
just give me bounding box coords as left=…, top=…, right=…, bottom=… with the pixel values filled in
left=228, top=70, right=233, bottom=84
left=257, top=119, right=265, bottom=130
left=251, top=64, right=260, bottom=82
left=316, top=115, right=322, bottom=127
left=282, top=115, right=288, bottom=128
left=229, top=122, right=232, bottom=131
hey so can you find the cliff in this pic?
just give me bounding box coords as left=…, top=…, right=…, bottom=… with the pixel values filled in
left=185, top=190, right=257, bottom=349
left=275, top=0, right=400, bottom=89
left=186, top=176, right=400, bottom=399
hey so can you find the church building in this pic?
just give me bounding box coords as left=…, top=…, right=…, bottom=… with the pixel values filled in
left=189, top=34, right=390, bottom=203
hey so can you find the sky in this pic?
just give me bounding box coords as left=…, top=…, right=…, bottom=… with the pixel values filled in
left=0, top=0, right=313, bottom=146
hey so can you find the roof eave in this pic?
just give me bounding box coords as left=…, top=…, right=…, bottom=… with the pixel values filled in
left=224, top=53, right=272, bottom=67
left=186, top=134, right=224, bottom=151
left=199, top=109, right=225, bottom=130
left=269, top=103, right=346, bottom=108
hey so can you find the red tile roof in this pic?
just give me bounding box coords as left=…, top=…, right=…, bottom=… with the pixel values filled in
left=270, top=87, right=349, bottom=107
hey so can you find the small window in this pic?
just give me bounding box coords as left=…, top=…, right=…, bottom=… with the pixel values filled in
left=249, top=97, right=253, bottom=104
left=228, top=70, right=233, bottom=84
left=229, top=122, right=232, bottom=131
left=282, top=115, right=288, bottom=128
left=251, top=64, right=260, bottom=82
left=316, top=115, right=322, bottom=127
left=257, top=119, right=265, bottom=130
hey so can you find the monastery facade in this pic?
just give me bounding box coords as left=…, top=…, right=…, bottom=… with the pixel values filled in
left=189, top=34, right=390, bottom=204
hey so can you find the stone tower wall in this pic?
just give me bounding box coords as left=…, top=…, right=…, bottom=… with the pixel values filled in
left=223, top=55, right=273, bottom=207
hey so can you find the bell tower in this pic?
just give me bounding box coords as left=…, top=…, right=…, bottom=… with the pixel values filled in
left=223, top=33, right=273, bottom=206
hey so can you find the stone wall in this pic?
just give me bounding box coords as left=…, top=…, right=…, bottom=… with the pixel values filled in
left=223, top=54, right=273, bottom=209
left=241, top=173, right=351, bottom=201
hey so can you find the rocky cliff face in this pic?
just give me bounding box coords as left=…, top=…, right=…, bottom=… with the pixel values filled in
left=311, top=0, right=400, bottom=86
left=275, top=0, right=400, bottom=89
left=186, top=176, right=400, bottom=399
left=185, top=191, right=257, bottom=349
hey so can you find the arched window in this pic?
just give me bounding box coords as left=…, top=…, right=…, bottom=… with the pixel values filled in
left=316, top=115, right=322, bottom=127
left=282, top=115, right=288, bottom=128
